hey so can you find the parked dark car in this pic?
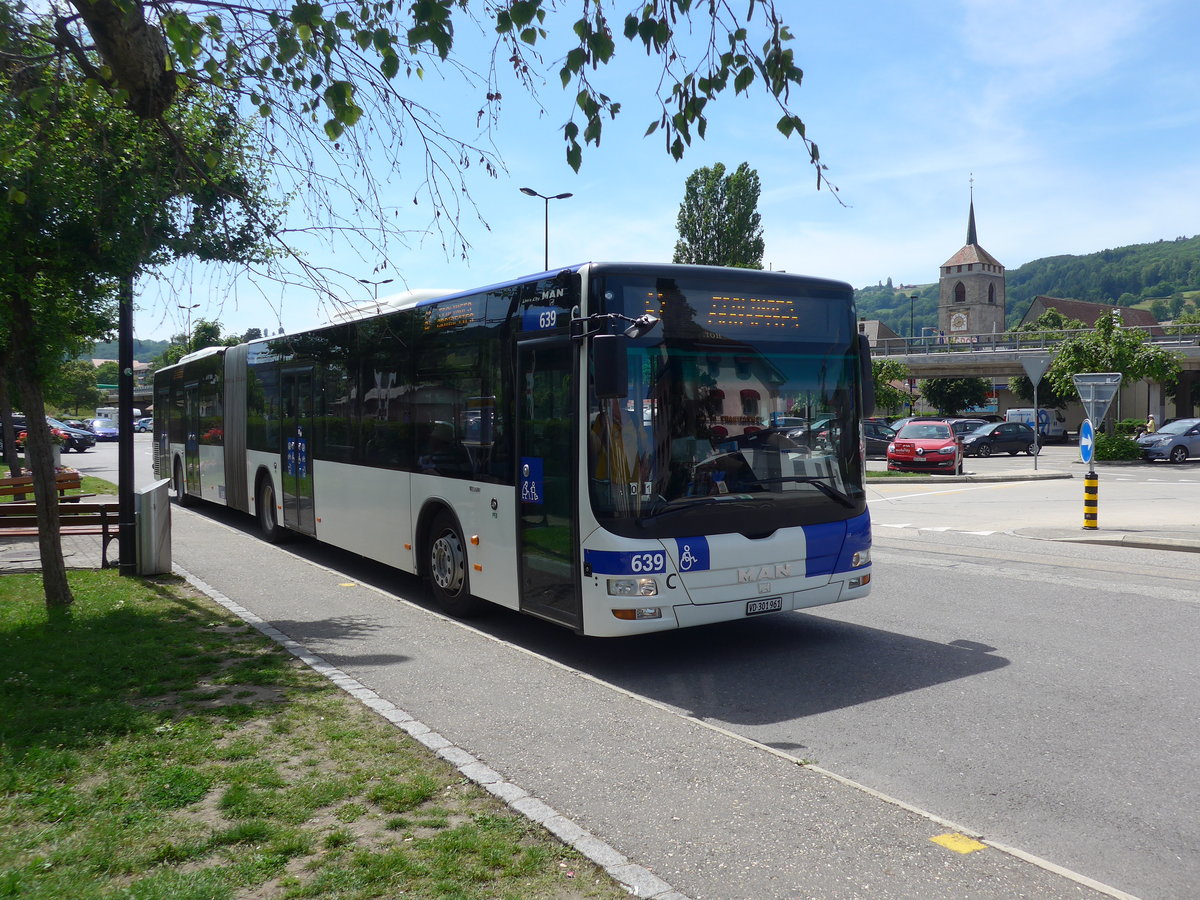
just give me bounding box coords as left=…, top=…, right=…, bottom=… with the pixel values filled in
left=944, top=417, right=989, bottom=437
left=87, top=417, right=119, bottom=441
left=46, top=416, right=96, bottom=452
left=960, top=421, right=1038, bottom=457
left=864, top=421, right=896, bottom=458
left=1137, top=417, right=1200, bottom=463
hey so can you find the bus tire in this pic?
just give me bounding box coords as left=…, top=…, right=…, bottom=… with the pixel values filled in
left=427, top=511, right=483, bottom=617
left=257, top=477, right=286, bottom=544
left=172, top=459, right=193, bottom=507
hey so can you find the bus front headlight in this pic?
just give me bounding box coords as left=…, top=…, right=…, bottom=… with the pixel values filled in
left=607, top=577, right=659, bottom=597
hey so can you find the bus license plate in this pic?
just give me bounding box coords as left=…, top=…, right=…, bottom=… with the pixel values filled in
left=746, top=597, right=783, bottom=616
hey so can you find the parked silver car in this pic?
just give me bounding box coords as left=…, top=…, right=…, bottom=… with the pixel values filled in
left=1137, top=418, right=1200, bottom=463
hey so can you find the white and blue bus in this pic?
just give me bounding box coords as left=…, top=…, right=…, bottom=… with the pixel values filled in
left=154, top=262, right=875, bottom=636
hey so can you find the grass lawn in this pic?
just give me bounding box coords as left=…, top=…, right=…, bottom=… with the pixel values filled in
left=0, top=572, right=627, bottom=899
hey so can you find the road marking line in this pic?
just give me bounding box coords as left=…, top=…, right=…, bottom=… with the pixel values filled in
left=931, top=832, right=988, bottom=854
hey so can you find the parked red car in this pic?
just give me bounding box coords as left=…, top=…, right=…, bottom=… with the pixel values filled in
left=887, top=420, right=963, bottom=475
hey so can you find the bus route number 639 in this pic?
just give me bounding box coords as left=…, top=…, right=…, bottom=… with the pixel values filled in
left=630, top=552, right=665, bottom=573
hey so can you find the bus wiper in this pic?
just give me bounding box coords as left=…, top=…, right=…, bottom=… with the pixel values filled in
left=737, top=475, right=855, bottom=507
left=635, top=495, right=758, bottom=525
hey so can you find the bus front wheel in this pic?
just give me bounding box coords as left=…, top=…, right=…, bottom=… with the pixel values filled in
left=172, top=460, right=193, bottom=507
left=427, top=512, right=483, bottom=617
left=257, top=478, right=285, bottom=543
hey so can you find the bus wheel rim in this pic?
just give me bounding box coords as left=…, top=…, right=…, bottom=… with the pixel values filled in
left=432, top=530, right=465, bottom=595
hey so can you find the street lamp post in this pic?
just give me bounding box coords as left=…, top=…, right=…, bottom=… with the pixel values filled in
left=178, top=303, right=199, bottom=353
left=358, top=277, right=394, bottom=300
left=520, top=187, right=573, bottom=270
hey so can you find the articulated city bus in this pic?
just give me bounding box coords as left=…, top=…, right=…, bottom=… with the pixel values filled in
left=154, top=262, right=875, bottom=636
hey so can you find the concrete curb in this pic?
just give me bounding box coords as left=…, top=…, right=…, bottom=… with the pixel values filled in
left=870, top=471, right=1074, bottom=484
left=174, top=565, right=689, bottom=900
left=1016, top=530, right=1200, bottom=554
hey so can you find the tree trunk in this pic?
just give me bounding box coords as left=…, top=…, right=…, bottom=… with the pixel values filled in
left=10, top=295, right=74, bottom=608
left=0, top=372, right=24, bottom=482
left=67, top=0, right=177, bottom=118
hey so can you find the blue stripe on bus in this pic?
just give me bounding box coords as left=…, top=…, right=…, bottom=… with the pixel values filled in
left=584, top=549, right=668, bottom=575
left=801, top=511, right=871, bottom=577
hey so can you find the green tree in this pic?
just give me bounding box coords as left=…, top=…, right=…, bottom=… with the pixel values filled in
left=46, top=360, right=103, bottom=415
left=1047, top=311, right=1182, bottom=428
left=1, top=12, right=276, bottom=608
left=157, top=318, right=237, bottom=366
left=94, top=361, right=120, bottom=387
left=918, top=377, right=991, bottom=416
left=673, top=162, right=765, bottom=268
left=1006, top=309, right=1081, bottom=409
left=871, top=358, right=910, bottom=414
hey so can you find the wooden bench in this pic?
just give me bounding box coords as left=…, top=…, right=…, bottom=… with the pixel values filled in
left=0, top=471, right=90, bottom=502
left=0, top=500, right=119, bottom=568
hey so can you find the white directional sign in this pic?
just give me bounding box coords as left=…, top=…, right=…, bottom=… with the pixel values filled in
left=1072, top=373, right=1123, bottom=425
left=1079, top=418, right=1095, bottom=465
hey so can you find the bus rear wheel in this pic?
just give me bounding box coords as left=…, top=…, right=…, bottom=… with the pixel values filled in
left=257, top=478, right=285, bottom=543
left=427, top=512, right=483, bottom=617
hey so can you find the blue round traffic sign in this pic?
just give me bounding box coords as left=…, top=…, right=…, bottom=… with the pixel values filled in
left=1079, top=418, right=1095, bottom=465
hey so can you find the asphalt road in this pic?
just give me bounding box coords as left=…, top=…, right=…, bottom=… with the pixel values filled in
left=73, top=435, right=1200, bottom=899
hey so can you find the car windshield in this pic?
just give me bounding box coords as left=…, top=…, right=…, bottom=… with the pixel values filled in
left=586, top=269, right=865, bottom=539
left=46, top=417, right=70, bottom=429
left=1159, top=419, right=1198, bottom=435
left=898, top=423, right=952, bottom=440
left=93, top=419, right=116, bottom=427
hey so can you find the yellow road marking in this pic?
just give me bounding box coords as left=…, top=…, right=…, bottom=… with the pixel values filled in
left=339, top=582, right=357, bottom=587
left=931, top=832, right=988, bottom=854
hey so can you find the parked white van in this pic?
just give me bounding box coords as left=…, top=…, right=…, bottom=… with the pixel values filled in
left=1005, top=408, right=1069, bottom=442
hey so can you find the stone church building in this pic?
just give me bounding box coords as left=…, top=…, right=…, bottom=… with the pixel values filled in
left=938, top=196, right=1006, bottom=338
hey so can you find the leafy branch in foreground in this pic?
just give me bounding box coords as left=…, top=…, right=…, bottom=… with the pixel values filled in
left=31, top=0, right=835, bottom=275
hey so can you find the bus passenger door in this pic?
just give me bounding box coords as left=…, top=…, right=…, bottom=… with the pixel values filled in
left=516, top=339, right=581, bottom=630
left=184, top=381, right=201, bottom=495
left=281, top=369, right=317, bottom=536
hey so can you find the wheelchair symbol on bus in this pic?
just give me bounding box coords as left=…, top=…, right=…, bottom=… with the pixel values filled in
left=678, top=544, right=698, bottom=571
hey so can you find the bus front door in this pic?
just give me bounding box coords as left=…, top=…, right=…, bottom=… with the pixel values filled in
left=516, top=339, right=581, bottom=630
left=281, top=369, right=317, bottom=536
left=184, top=381, right=201, bottom=495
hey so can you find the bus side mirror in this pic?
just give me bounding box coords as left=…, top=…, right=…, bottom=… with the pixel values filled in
left=858, top=333, right=876, bottom=417
left=593, top=335, right=627, bottom=399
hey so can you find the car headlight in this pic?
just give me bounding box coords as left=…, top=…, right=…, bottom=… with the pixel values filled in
left=937, top=445, right=956, bottom=454
left=887, top=443, right=895, bottom=453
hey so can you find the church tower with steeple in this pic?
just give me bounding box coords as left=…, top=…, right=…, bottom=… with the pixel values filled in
left=938, top=186, right=1006, bottom=338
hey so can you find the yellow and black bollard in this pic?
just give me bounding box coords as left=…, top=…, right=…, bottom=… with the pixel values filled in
left=1083, top=470, right=1099, bottom=530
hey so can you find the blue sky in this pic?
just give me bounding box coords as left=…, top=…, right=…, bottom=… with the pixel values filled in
left=137, top=0, right=1200, bottom=341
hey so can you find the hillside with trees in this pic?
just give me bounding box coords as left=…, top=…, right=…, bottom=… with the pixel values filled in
left=855, top=235, right=1200, bottom=336
left=90, top=338, right=170, bottom=363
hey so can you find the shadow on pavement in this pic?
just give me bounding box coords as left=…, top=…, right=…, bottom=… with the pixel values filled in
left=184, top=503, right=1008, bottom=728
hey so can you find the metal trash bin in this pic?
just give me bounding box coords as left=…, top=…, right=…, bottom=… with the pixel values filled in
left=135, top=478, right=172, bottom=575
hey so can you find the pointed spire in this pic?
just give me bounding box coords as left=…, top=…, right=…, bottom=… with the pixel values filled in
left=966, top=175, right=977, bottom=245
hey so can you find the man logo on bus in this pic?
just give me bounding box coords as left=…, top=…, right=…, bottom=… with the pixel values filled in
left=738, top=564, right=793, bottom=583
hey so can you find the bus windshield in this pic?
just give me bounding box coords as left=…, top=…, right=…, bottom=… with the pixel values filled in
left=587, top=271, right=865, bottom=539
